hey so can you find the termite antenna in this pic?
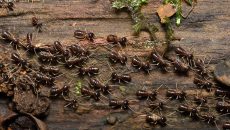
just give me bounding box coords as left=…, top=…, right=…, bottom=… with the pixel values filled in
left=98, top=97, right=106, bottom=104
left=127, top=106, right=139, bottom=114
left=156, top=84, right=163, bottom=91
left=166, top=111, right=176, bottom=117
left=100, top=93, right=109, bottom=100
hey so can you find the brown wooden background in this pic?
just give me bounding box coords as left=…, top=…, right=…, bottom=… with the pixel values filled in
left=0, top=0, right=230, bottom=130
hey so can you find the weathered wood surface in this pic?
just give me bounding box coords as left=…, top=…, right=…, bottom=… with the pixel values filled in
left=0, top=0, right=230, bottom=130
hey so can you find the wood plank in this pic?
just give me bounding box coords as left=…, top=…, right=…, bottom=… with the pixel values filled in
left=0, top=0, right=230, bottom=129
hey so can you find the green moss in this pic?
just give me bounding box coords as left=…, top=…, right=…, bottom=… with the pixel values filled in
left=163, top=0, right=182, bottom=26
left=112, top=0, right=148, bottom=11
left=112, top=0, right=196, bottom=42
left=75, top=81, right=82, bottom=96
left=163, top=0, right=196, bottom=41
left=112, top=0, right=158, bottom=41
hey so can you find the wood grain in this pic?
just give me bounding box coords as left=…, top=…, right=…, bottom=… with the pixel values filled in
left=0, top=0, right=230, bottom=129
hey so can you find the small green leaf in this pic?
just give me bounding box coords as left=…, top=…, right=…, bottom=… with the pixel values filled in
left=176, top=12, right=182, bottom=26
left=133, top=22, right=142, bottom=34
left=112, top=1, right=126, bottom=9
left=75, top=81, right=82, bottom=96
left=119, top=86, right=126, bottom=94
left=112, top=0, right=148, bottom=11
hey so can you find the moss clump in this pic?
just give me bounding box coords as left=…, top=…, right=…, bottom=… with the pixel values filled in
left=112, top=0, right=197, bottom=43
left=112, top=0, right=158, bottom=41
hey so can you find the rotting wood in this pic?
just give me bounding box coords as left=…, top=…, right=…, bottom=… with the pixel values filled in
left=0, top=0, right=230, bottom=129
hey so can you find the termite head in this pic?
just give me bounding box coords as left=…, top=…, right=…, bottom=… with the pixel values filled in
left=158, top=102, right=164, bottom=109
left=111, top=72, right=118, bottom=79
left=206, top=82, right=213, bottom=87
left=120, top=55, right=127, bottom=64
left=21, top=59, right=27, bottom=66
left=159, top=116, right=167, bottom=123
left=95, top=91, right=100, bottom=97
left=7, top=2, right=14, bottom=11
left=146, top=115, right=152, bottom=122
left=188, top=54, right=193, bottom=59
left=103, top=85, right=110, bottom=93
left=122, top=100, right=129, bottom=109
left=210, top=116, right=216, bottom=121
left=143, top=62, right=151, bottom=72
left=118, top=37, right=127, bottom=46
left=87, top=32, right=95, bottom=41
left=191, top=108, right=198, bottom=115
left=151, top=90, right=157, bottom=97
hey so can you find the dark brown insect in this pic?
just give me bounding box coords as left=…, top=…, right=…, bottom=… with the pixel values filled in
left=178, top=104, right=198, bottom=118
left=111, top=72, right=131, bottom=83
left=107, top=34, right=118, bottom=44
left=89, top=78, right=110, bottom=94
left=79, top=67, right=99, bottom=76
left=109, top=99, right=129, bottom=110
left=25, top=33, right=35, bottom=53
left=31, top=17, right=43, bottom=32
left=0, top=72, right=16, bottom=85
left=109, top=51, right=127, bottom=65
left=0, top=1, right=14, bottom=11
left=68, top=44, right=90, bottom=57
left=193, top=77, right=213, bottom=91
left=148, top=102, right=164, bottom=111
left=89, top=78, right=104, bottom=89
left=166, top=89, right=186, bottom=100
left=175, top=46, right=193, bottom=65
left=65, top=57, right=88, bottom=68
left=74, top=30, right=95, bottom=42
left=11, top=53, right=31, bottom=69
left=118, top=37, right=127, bottom=47
left=50, top=85, right=70, bottom=97
left=107, top=34, right=127, bottom=47
left=151, top=51, right=170, bottom=71
left=38, top=52, right=58, bottom=63
left=53, top=41, right=70, bottom=60
left=194, top=58, right=210, bottom=76
left=64, top=99, right=79, bottom=110
left=1, top=31, right=25, bottom=49
left=39, top=65, right=60, bottom=76
left=145, top=113, right=167, bottom=127
left=131, top=56, right=151, bottom=73
left=172, top=59, right=190, bottom=74
left=53, top=41, right=64, bottom=54
left=33, top=44, right=56, bottom=54
left=136, top=90, right=157, bottom=100
left=198, top=113, right=216, bottom=125
left=215, top=88, right=230, bottom=98
left=193, top=95, right=207, bottom=105
left=223, top=122, right=230, bottom=130
left=80, top=87, right=100, bottom=101
left=216, top=101, right=230, bottom=113
left=35, top=73, right=55, bottom=85
left=7, top=2, right=14, bottom=11
left=1, top=73, right=9, bottom=83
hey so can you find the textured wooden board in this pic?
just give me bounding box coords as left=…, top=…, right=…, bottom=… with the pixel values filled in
left=0, top=0, right=230, bottom=130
